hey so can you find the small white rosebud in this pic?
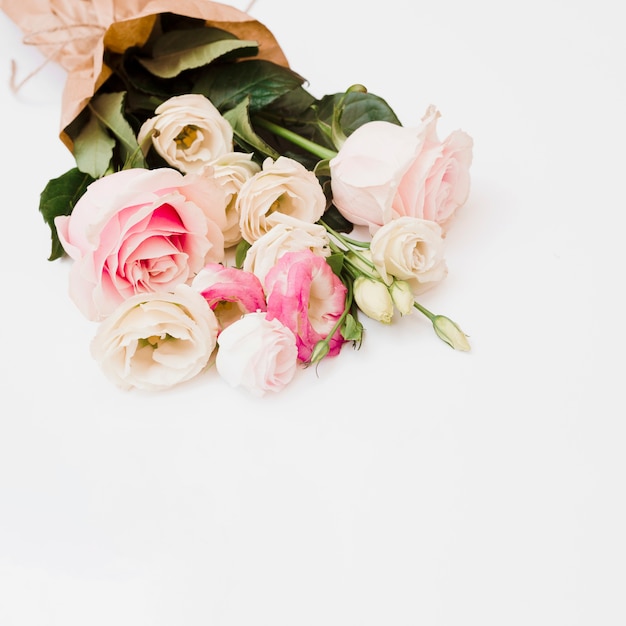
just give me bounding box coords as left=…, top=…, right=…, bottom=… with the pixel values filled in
left=432, top=315, right=471, bottom=351
left=353, top=276, right=394, bottom=324
left=346, top=250, right=378, bottom=277
left=389, top=280, right=414, bottom=315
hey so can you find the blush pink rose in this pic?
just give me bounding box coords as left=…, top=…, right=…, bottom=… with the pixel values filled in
left=191, top=263, right=267, bottom=331
left=216, top=311, right=298, bottom=396
left=330, top=105, right=473, bottom=234
left=264, top=250, right=347, bottom=362
left=55, top=168, right=227, bottom=321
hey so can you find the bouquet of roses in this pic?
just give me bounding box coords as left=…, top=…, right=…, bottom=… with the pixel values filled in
left=5, top=1, right=474, bottom=396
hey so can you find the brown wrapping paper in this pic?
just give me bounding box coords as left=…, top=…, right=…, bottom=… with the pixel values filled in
left=1, top=0, right=289, bottom=149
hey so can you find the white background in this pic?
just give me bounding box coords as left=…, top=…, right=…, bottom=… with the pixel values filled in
left=0, top=1, right=623, bottom=624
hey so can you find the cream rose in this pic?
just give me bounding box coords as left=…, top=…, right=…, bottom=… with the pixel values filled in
left=242, top=214, right=331, bottom=287
left=330, top=106, right=473, bottom=234
left=207, top=151, right=261, bottom=248
left=216, top=311, right=298, bottom=396
left=91, top=285, right=219, bottom=391
left=137, top=94, right=233, bottom=174
left=236, top=156, right=327, bottom=243
left=370, top=216, right=448, bottom=295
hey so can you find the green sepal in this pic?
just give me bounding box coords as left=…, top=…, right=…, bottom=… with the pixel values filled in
left=341, top=312, right=364, bottom=344
left=234, top=238, right=252, bottom=269
left=314, top=159, right=331, bottom=178
left=138, top=28, right=258, bottom=78
left=39, top=168, right=95, bottom=261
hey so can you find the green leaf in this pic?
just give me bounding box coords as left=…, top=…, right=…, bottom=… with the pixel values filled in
left=322, top=205, right=354, bottom=234
left=325, top=252, right=345, bottom=276
left=39, top=168, right=95, bottom=261
left=223, top=97, right=280, bottom=160
left=316, top=91, right=401, bottom=135
left=138, top=28, right=259, bottom=78
left=341, top=313, right=364, bottom=344
left=234, top=238, right=252, bottom=268
left=89, top=92, right=146, bottom=169
left=193, top=60, right=305, bottom=113
left=72, top=114, right=115, bottom=178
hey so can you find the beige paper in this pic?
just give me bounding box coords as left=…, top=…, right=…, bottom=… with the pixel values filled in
left=1, top=0, right=289, bottom=149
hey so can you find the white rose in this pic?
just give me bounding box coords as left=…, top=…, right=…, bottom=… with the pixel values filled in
left=216, top=312, right=298, bottom=396
left=236, top=156, right=327, bottom=243
left=137, top=94, right=233, bottom=174
left=207, top=152, right=261, bottom=248
left=370, top=216, right=448, bottom=295
left=91, top=285, right=219, bottom=391
left=242, top=214, right=331, bottom=287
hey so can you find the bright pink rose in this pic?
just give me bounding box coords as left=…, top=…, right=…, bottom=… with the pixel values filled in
left=265, top=250, right=347, bottom=362
left=55, top=168, right=227, bottom=320
left=192, top=263, right=267, bottom=330
left=330, top=105, right=473, bottom=233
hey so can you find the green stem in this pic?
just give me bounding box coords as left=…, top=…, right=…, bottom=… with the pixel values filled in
left=253, top=116, right=338, bottom=161
left=413, top=300, right=436, bottom=322
left=319, top=220, right=369, bottom=248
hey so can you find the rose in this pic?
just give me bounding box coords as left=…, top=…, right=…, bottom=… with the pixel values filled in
left=264, top=250, right=347, bottom=362
left=55, top=167, right=227, bottom=320
left=370, top=216, right=447, bottom=295
left=91, top=285, right=219, bottom=391
left=242, top=214, right=331, bottom=287
left=236, top=156, right=327, bottom=243
left=215, top=312, right=298, bottom=396
left=208, top=152, right=262, bottom=248
left=192, top=263, right=267, bottom=330
left=137, top=94, right=233, bottom=174
left=330, top=105, right=473, bottom=233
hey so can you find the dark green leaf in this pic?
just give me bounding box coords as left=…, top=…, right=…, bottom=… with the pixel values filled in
left=316, top=91, right=402, bottom=136
left=39, top=168, right=95, bottom=261
left=89, top=92, right=146, bottom=169
left=259, top=85, right=317, bottom=118
left=193, top=59, right=305, bottom=113
left=138, top=28, right=258, bottom=78
left=325, top=252, right=345, bottom=276
left=322, top=205, right=354, bottom=234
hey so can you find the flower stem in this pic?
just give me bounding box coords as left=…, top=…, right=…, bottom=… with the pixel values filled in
left=413, top=300, right=435, bottom=321
left=319, top=220, right=369, bottom=248
left=253, top=116, right=338, bottom=161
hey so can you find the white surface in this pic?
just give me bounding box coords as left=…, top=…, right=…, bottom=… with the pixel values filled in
left=0, top=1, right=623, bottom=624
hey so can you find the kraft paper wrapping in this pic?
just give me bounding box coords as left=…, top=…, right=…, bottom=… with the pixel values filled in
left=1, top=0, right=289, bottom=149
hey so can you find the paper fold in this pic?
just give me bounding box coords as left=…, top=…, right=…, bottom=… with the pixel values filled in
left=1, top=0, right=289, bottom=148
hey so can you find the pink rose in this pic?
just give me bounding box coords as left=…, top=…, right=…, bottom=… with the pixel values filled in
left=55, top=168, right=227, bottom=320
left=265, top=250, right=347, bottom=362
left=216, top=311, right=298, bottom=396
left=330, top=105, right=473, bottom=233
left=192, top=263, right=267, bottom=330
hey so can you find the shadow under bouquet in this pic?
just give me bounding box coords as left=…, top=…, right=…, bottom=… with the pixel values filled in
left=4, top=0, right=474, bottom=395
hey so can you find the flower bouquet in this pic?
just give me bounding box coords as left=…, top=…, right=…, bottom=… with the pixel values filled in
left=4, top=0, right=474, bottom=396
